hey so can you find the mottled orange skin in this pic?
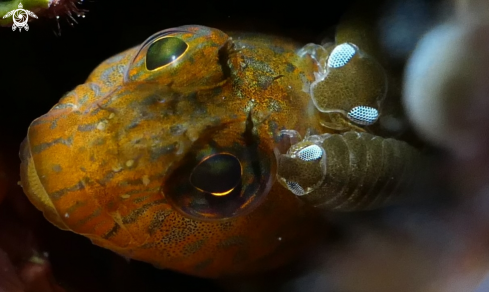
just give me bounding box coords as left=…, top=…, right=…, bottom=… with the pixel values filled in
left=20, top=25, right=329, bottom=278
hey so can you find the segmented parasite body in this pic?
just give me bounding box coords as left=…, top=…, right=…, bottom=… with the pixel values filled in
left=19, top=19, right=420, bottom=277
left=277, top=131, right=420, bottom=211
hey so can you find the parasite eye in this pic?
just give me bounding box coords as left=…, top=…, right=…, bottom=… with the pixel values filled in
left=146, top=37, right=188, bottom=70
left=310, top=42, right=386, bottom=128
left=282, top=145, right=324, bottom=196
left=347, top=106, right=379, bottom=125
left=327, top=43, right=356, bottom=68
left=286, top=181, right=306, bottom=197
left=189, top=153, right=242, bottom=196
left=297, top=144, right=324, bottom=161
left=277, top=142, right=326, bottom=197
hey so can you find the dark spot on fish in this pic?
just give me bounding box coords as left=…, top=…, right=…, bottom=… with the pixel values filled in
left=148, top=210, right=170, bottom=235
left=140, top=94, right=163, bottom=106
left=77, top=123, right=97, bottom=132
left=182, top=239, right=206, bottom=256
left=102, top=223, right=120, bottom=239
left=32, top=136, right=74, bottom=154
left=126, top=119, right=140, bottom=130
left=95, top=170, right=117, bottom=186
left=49, top=180, right=86, bottom=201
left=211, top=86, right=223, bottom=97
left=159, top=218, right=200, bottom=246
left=71, top=208, right=101, bottom=229
left=122, top=199, right=166, bottom=224
left=50, top=120, right=58, bottom=130
left=257, top=76, right=275, bottom=90
left=92, top=137, right=106, bottom=146
left=133, top=195, right=152, bottom=204
left=140, top=242, right=156, bottom=249
left=218, top=221, right=234, bottom=232
left=187, top=93, right=208, bottom=117
left=273, top=75, right=284, bottom=81
left=286, top=63, right=296, bottom=73
left=270, top=44, right=286, bottom=54
left=151, top=142, right=178, bottom=161
left=218, top=40, right=233, bottom=79
left=170, top=124, right=186, bottom=136
left=52, top=164, right=62, bottom=173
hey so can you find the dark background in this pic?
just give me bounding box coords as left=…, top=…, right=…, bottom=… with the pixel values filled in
left=0, top=1, right=352, bottom=291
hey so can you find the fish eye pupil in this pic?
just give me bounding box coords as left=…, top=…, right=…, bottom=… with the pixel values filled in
left=190, top=153, right=242, bottom=196
left=146, top=36, right=188, bottom=70
left=163, top=128, right=273, bottom=222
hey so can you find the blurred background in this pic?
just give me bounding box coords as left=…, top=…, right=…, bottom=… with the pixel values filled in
left=2, top=0, right=489, bottom=291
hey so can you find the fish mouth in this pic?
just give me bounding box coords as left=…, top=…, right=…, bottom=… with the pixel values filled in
left=19, top=136, right=70, bottom=231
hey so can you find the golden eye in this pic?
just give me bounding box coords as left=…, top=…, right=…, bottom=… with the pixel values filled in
left=145, top=36, right=188, bottom=70
left=162, top=121, right=275, bottom=221
left=189, top=153, right=242, bottom=196
left=125, top=26, right=230, bottom=90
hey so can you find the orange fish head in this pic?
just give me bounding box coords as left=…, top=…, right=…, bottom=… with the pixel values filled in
left=19, top=25, right=319, bottom=278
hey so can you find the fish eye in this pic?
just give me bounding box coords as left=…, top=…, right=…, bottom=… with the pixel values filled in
left=162, top=122, right=275, bottom=221
left=146, top=37, right=188, bottom=70
left=189, top=153, right=242, bottom=196
left=125, top=26, right=230, bottom=89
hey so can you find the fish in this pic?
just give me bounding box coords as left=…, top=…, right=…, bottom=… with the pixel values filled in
left=19, top=23, right=419, bottom=278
